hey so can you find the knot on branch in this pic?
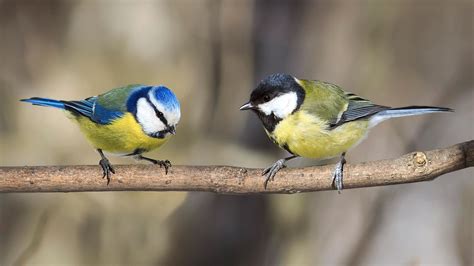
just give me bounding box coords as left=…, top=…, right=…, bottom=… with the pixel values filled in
left=413, top=152, right=428, bottom=168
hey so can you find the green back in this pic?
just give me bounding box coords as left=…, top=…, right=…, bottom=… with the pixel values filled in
left=298, top=79, right=348, bottom=122
left=298, top=79, right=383, bottom=125
left=96, top=84, right=143, bottom=112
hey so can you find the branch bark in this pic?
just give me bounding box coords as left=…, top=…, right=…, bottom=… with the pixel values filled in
left=1, top=140, right=473, bottom=194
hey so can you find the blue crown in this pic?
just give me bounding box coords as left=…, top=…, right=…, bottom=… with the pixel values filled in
left=151, top=86, right=180, bottom=111
left=126, top=85, right=180, bottom=115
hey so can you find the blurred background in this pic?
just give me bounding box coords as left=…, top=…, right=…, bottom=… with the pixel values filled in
left=0, top=0, right=473, bottom=265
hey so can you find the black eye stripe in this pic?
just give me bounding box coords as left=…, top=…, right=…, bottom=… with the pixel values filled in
left=155, top=109, right=163, bottom=117
left=145, top=97, right=168, bottom=126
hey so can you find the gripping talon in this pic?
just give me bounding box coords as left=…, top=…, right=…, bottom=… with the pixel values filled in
left=264, top=176, right=270, bottom=190
left=135, top=155, right=172, bottom=175
left=332, top=164, right=343, bottom=193
left=262, top=167, right=271, bottom=176
left=99, top=158, right=114, bottom=185
left=155, top=160, right=172, bottom=175
left=160, top=160, right=172, bottom=174
left=262, top=158, right=287, bottom=189
left=262, top=170, right=268, bottom=176
left=97, top=149, right=115, bottom=185
left=332, top=153, right=346, bottom=193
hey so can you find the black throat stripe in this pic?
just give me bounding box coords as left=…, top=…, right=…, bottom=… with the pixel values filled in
left=257, top=112, right=281, bottom=133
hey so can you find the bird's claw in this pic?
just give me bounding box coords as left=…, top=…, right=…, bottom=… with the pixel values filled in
left=99, top=158, right=115, bottom=185
left=154, top=160, right=172, bottom=175
left=332, top=160, right=344, bottom=193
left=135, top=155, right=172, bottom=174
left=262, top=159, right=287, bottom=189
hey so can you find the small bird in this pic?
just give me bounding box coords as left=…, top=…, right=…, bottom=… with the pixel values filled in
left=240, top=73, right=452, bottom=191
left=21, top=84, right=181, bottom=184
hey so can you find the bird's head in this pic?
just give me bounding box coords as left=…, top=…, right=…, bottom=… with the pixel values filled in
left=240, top=73, right=305, bottom=131
left=131, top=86, right=181, bottom=139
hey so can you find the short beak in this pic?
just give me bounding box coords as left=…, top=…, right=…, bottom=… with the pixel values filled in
left=240, top=102, right=254, bottom=111
left=168, top=126, right=176, bottom=135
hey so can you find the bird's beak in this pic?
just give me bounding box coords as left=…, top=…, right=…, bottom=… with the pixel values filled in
left=168, top=126, right=176, bottom=135
left=240, top=102, right=255, bottom=111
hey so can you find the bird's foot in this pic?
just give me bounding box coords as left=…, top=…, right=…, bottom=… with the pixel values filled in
left=154, top=159, right=172, bottom=175
left=99, top=158, right=115, bottom=185
left=135, top=155, right=172, bottom=174
left=332, top=155, right=346, bottom=193
left=262, top=159, right=287, bottom=189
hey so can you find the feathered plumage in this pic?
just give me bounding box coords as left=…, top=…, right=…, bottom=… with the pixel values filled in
left=21, top=84, right=181, bottom=184
left=241, top=73, right=453, bottom=190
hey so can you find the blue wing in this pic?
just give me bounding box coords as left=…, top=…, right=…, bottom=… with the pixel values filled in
left=63, top=97, right=95, bottom=118
left=88, top=97, right=124, bottom=124
left=66, top=97, right=124, bottom=124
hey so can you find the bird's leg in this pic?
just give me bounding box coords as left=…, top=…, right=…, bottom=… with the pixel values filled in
left=135, top=155, right=172, bottom=174
left=262, top=155, right=298, bottom=189
left=332, top=152, right=346, bottom=193
left=97, top=149, right=115, bottom=185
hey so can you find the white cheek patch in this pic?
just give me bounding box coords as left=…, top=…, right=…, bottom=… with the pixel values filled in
left=258, top=92, right=298, bottom=119
left=164, top=108, right=181, bottom=126
left=136, top=98, right=166, bottom=134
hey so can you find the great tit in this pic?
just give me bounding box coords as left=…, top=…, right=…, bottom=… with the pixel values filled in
left=240, top=73, right=452, bottom=191
left=21, top=84, right=181, bottom=184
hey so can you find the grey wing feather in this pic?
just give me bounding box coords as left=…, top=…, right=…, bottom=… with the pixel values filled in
left=329, top=100, right=389, bottom=129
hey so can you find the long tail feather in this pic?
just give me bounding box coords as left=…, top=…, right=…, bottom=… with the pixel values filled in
left=20, top=97, right=65, bottom=109
left=369, top=105, right=453, bottom=127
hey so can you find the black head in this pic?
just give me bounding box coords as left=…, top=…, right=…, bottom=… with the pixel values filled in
left=240, top=73, right=305, bottom=132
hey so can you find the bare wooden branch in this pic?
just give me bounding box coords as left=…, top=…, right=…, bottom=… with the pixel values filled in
left=1, top=140, right=472, bottom=194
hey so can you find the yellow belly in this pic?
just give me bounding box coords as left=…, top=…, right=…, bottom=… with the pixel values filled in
left=71, top=113, right=169, bottom=154
left=270, top=111, right=369, bottom=159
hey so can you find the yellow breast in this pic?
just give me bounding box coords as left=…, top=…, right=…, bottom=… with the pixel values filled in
left=270, top=111, right=369, bottom=159
left=71, top=113, right=169, bottom=155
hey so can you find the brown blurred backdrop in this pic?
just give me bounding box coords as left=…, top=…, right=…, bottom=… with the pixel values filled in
left=0, top=0, right=473, bottom=265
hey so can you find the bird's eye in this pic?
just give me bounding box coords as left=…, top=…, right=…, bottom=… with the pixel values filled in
left=263, top=95, right=271, bottom=102
left=155, top=110, right=163, bottom=117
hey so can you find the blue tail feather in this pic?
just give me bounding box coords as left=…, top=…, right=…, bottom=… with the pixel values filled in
left=20, top=97, right=65, bottom=109
left=21, top=97, right=96, bottom=120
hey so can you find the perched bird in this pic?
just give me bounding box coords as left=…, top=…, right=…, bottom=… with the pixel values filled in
left=240, top=73, right=452, bottom=191
left=21, top=85, right=181, bottom=184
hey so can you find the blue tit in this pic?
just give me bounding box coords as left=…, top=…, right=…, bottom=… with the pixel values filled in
left=21, top=84, right=181, bottom=184
left=240, top=73, right=453, bottom=191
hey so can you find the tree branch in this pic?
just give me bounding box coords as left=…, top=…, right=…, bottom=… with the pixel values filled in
left=1, top=140, right=472, bottom=194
